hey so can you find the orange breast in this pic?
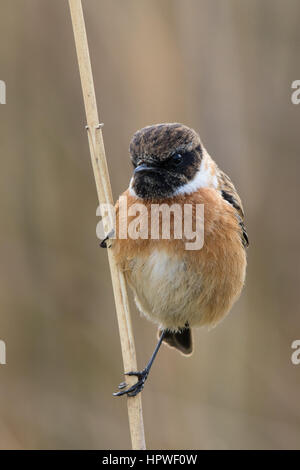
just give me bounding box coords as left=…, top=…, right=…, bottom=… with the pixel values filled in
left=112, top=188, right=246, bottom=329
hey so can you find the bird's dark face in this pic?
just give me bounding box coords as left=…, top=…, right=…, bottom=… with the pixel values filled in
left=129, top=123, right=203, bottom=199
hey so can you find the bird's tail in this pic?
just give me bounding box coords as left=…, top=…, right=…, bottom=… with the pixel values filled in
left=158, top=325, right=193, bottom=356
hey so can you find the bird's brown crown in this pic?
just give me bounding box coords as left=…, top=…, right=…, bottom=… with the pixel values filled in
left=129, top=123, right=203, bottom=199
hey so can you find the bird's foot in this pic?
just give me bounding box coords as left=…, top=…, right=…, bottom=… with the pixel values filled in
left=113, top=369, right=149, bottom=397
left=99, top=229, right=114, bottom=248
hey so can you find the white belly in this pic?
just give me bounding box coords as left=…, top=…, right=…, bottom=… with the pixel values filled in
left=126, top=249, right=202, bottom=329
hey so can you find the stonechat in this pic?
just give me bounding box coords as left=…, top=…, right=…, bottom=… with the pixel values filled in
left=102, top=123, right=248, bottom=397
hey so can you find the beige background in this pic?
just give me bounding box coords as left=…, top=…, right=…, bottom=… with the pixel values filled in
left=0, top=0, right=300, bottom=449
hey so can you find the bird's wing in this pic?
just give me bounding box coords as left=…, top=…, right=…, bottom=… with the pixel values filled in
left=217, top=169, right=249, bottom=248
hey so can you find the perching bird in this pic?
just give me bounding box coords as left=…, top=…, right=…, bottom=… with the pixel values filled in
left=101, top=123, right=248, bottom=397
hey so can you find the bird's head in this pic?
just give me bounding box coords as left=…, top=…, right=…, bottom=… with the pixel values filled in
left=129, top=123, right=206, bottom=199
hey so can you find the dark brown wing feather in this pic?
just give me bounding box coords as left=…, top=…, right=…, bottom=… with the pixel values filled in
left=217, top=169, right=249, bottom=248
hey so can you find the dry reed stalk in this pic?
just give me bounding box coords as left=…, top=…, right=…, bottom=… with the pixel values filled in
left=68, top=0, right=146, bottom=450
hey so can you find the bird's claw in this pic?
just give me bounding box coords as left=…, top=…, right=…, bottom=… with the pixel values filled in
left=113, top=369, right=148, bottom=397
left=118, top=381, right=127, bottom=390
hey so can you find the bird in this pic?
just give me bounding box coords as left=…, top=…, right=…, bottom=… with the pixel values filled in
left=101, top=123, right=248, bottom=397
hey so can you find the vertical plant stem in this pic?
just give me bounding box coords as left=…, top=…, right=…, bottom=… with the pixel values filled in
left=68, top=0, right=146, bottom=450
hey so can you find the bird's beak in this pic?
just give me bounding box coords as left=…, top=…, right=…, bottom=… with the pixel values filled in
left=134, top=163, right=158, bottom=175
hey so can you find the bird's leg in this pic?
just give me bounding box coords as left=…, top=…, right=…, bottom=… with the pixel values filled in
left=113, top=330, right=166, bottom=397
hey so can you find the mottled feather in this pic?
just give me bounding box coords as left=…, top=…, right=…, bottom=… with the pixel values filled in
left=217, top=169, right=249, bottom=247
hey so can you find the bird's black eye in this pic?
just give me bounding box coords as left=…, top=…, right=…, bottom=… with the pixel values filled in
left=172, top=153, right=183, bottom=165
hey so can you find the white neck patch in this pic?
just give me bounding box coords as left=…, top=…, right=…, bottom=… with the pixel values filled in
left=129, top=177, right=137, bottom=197
left=174, top=149, right=218, bottom=196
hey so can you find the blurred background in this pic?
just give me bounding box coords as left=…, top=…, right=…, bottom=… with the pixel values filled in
left=0, top=0, right=300, bottom=450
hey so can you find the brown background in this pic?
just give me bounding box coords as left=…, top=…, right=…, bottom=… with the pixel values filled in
left=0, top=0, right=300, bottom=449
